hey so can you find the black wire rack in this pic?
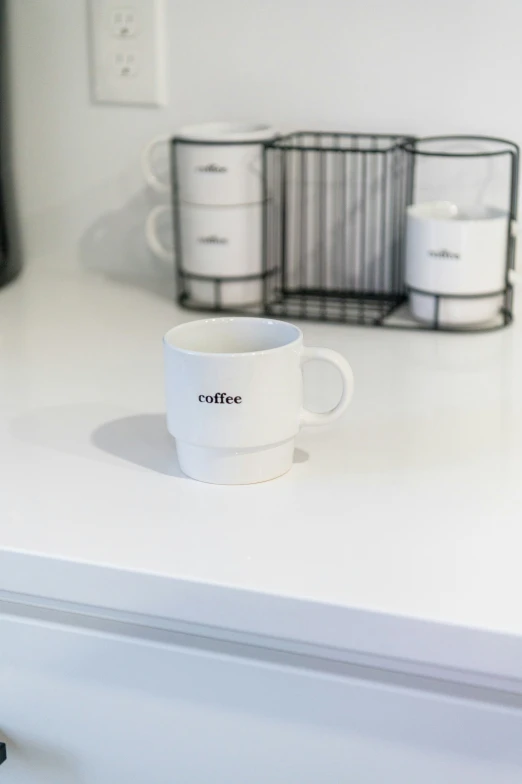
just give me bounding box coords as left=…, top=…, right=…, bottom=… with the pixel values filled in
left=262, top=132, right=414, bottom=327
left=173, top=132, right=518, bottom=332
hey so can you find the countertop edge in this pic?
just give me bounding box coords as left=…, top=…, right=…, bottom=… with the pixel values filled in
left=1, top=549, right=521, bottom=687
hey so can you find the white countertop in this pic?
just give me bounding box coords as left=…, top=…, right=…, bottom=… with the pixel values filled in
left=2, top=262, right=522, bottom=685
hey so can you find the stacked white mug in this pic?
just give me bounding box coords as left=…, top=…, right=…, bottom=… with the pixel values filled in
left=405, top=201, right=510, bottom=326
left=143, top=122, right=277, bottom=307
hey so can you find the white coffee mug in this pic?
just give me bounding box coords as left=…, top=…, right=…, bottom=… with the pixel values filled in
left=405, top=201, right=511, bottom=326
left=163, top=317, right=354, bottom=484
left=146, top=202, right=263, bottom=306
left=142, top=122, right=276, bottom=205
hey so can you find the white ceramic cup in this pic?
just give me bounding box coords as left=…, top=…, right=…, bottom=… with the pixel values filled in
left=405, top=201, right=510, bottom=326
left=163, top=317, right=354, bottom=484
left=141, top=122, right=276, bottom=205
left=146, top=202, right=263, bottom=306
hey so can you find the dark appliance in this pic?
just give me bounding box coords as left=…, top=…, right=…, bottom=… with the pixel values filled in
left=0, top=0, right=20, bottom=286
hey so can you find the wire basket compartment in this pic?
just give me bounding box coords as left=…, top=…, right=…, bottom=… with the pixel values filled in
left=263, top=132, right=414, bottom=325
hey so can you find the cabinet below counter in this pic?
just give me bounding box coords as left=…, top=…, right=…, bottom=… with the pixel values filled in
left=2, top=600, right=522, bottom=784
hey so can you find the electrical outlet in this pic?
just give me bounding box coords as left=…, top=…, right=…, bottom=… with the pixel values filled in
left=111, top=7, right=138, bottom=38
left=114, top=51, right=138, bottom=78
left=89, top=0, right=166, bottom=106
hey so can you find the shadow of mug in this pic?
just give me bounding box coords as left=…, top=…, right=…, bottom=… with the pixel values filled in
left=92, top=413, right=184, bottom=477
left=79, top=186, right=175, bottom=301
left=92, top=413, right=309, bottom=477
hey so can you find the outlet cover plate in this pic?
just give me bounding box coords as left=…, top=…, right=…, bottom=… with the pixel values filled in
left=88, top=0, right=167, bottom=107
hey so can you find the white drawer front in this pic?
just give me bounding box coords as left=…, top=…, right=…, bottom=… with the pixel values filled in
left=1, top=612, right=522, bottom=783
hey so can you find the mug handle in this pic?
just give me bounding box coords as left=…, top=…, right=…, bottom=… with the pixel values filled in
left=300, top=347, right=354, bottom=426
left=141, top=135, right=171, bottom=194
left=145, top=204, right=173, bottom=261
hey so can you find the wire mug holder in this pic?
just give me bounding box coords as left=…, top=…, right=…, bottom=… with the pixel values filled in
left=171, top=132, right=519, bottom=333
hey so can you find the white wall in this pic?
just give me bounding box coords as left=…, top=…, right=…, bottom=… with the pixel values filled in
left=7, top=0, right=522, bottom=288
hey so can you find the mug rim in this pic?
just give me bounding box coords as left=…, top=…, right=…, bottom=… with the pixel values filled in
left=163, top=317, right=302, bottom=357
left=407, top=201, right=509, bottom=221
left=175, top=122, right=277, bottom=144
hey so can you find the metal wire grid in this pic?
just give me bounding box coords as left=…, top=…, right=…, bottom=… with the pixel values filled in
left=262, top=132, right=413, bottom=325
left=173, top=132, right=517, bottom=332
